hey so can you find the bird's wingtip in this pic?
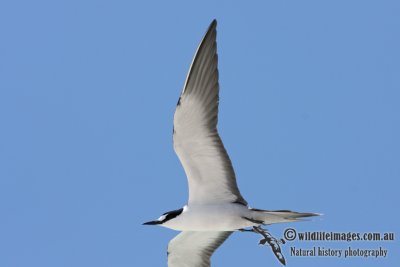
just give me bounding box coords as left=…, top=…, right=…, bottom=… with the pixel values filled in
left=209, top=19, right=217, bottom=29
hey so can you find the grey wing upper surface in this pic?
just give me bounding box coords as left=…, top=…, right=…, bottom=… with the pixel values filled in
left=168, top=231, right=233, bottom=267
left=173, top=20, right=247, bottom=206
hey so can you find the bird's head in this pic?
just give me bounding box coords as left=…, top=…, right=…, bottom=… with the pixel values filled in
left=143, top=207, right=184, bottom=226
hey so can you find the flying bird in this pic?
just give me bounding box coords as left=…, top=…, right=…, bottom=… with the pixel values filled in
left=144, top=19, right=319, bottom=266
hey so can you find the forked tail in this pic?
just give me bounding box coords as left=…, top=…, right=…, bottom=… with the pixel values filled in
left=250, top=208, right=321, bottom=224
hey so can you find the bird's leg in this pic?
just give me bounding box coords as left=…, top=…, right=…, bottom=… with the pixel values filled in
left=253, top=226, right=286, bottom=266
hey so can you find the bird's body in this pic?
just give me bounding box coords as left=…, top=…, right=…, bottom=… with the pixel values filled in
left=162, top=203, right=256, bottom=231
left=144, top=20, right=319, bottom=266
left=161, top=204, right=316, bottom=232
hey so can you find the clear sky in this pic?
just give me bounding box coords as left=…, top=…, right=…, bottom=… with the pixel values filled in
left=0, top=0, right=399, bottom=266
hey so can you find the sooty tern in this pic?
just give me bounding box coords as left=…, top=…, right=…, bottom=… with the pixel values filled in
left=144, top=19, right=319, bottom=266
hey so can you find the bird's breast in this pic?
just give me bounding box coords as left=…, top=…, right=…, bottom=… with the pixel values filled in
left=162, top=203, right=257, bottom=231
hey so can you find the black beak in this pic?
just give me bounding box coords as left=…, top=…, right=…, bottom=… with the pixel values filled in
left=142, top=220, right=161, bottom=225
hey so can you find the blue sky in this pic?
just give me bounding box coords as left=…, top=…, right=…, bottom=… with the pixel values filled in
left=0, top=0, right=399, bottom=266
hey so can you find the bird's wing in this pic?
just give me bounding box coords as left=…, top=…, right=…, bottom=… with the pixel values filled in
left=173, top=20, right=247, bottom=206
left=168, top=231, right=232, bottom=267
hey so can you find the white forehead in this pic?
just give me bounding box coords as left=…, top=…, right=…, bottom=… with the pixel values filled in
left=157, top=214, right=167, bottom=221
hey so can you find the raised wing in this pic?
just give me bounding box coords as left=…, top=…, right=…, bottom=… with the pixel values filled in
left=173, top=20, right=247, bottom=206
left=168, top=231, right=232, bottom=267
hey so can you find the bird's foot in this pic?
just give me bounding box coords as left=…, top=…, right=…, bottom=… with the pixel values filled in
left=253, top=226, right=286, bottom=265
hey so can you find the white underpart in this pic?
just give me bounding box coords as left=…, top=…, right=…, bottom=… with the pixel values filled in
left=153, top=20, right=319, bottom=267
left=163, top=203, right=258, bottom=231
